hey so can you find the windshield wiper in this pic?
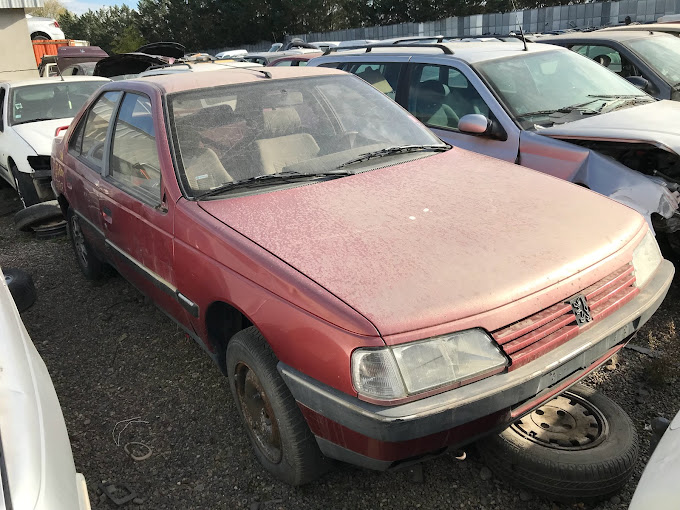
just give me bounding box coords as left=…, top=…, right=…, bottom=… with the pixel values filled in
left=336, top=144, right=449, bottom=169
left=515, top=98, right=608, bottom=120
left=13, top=118, right=54, bottom=125
left=598, top=95, right=655, bottom=113
left=195, top=170, right=354, bottom=199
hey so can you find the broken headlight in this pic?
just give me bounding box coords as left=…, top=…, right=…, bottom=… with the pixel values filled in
left=351, top=329, right=508, bottom=402
left=632, top=229, right=663, bottom=288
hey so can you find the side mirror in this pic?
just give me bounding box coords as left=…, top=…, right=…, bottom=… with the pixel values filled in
left=625, top=76, right=650, bottom=91
left=458, top=114, right=507, bottom=141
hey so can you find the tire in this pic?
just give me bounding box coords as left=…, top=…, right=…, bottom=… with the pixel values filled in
left=226, top=327, right=329, bottom=485
left=476, top=384, right=638, bottom=503
left=31, top=34, right=49, bottom=40
left=14, top=200, right=63, bottom=232
left=10, top=162, right=40, bottom=208
left=4, top=268, right=36, bottom=312
left=67, top=208, right=104, bottom=280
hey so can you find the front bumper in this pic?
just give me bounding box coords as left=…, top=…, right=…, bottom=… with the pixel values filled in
left=280, top=260, right=674, bottom=469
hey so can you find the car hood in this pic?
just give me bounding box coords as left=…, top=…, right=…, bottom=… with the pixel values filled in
left=13, top=119, right=72, bottom=156
left=539, top=100, right=680, bottom=152
left=198, top=148, right=644, bottom=337
left=94, top=53, right=173, bottom=77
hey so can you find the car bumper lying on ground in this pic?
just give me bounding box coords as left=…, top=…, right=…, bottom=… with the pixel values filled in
left=280, top=260, right=675, bottom=470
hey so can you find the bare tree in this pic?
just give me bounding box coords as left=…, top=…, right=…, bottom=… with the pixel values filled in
left=27, top=0, right=67, bottom=20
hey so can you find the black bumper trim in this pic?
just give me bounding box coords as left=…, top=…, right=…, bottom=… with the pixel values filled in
left=279, top=260, right=674, bottom=443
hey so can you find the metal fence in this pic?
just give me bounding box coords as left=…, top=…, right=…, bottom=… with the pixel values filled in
left=208, top=0, right=680, bottom=54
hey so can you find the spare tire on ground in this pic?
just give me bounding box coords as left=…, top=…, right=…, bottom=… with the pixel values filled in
left=14, top=200, right=63, bottom=232
left=3, top=268, right=36, bottom=312
left=476, top=383, right=638, bottom=503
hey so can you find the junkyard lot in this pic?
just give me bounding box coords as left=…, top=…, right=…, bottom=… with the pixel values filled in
left=1, top=185, right=680, bottom=510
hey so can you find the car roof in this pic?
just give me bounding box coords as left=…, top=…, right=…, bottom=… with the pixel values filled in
left=323, top=41, right=565, bottom=64
left=538, top=30, right=677, bottom=42
left=600, top=23, right=680, bottom=33
left=3, top=76, right=110, bottom=87
left=129, top=65, right=346, bottom=94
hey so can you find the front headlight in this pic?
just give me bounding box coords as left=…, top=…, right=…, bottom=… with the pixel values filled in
left=632, top=229, right=663, bottom=288
left=351, top=329, right=508, bottom=402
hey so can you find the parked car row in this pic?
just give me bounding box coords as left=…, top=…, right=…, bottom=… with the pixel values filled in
left=3, top=25, right=680, bottom=507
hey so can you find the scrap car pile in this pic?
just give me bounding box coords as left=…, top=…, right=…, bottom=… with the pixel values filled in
left=4, top=20, right=680, bottom=509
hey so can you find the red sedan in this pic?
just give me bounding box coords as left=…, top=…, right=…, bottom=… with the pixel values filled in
left=51, top=66, right=672, bottom=497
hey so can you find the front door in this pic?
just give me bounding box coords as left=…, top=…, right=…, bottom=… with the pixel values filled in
left=97, top=91, right=192, bottom=328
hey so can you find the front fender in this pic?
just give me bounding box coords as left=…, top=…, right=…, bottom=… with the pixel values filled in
left=519, top=131, right=679, bottom=231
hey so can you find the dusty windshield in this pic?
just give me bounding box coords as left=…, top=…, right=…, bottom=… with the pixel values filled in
left=168, top=74, right=445, bottom=197
left=475, top=49, right=653, bottom=129
left=627, top=35, right=680, bottom=87
left=10, top=81, right=107, bottom=125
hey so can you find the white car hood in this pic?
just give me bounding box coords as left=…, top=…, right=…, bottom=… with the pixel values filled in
left=539, top=100, right=680, bottom=153
left=12, top=119, right=74, bottom=156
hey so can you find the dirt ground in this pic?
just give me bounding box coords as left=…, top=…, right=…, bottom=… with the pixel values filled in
left=1, top=183, right=679, bottom=510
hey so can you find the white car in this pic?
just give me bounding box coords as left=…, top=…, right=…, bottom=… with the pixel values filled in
left=0, top=76, right=109, bottom=206
left=0, top=268, right=91, bottom=510
left=25, top=14, right=65, bottom=40
left=215, top=49, right=247, bottom=59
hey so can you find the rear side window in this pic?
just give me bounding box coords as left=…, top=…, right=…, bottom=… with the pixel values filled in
left=69, top=91, right=121, bottom=169
left=408, top=64, right=492, bottom=131
left=344, top=62, right=403, bottom=100
left=109, top=93, right=161, bottom=204
left=572, top=44, right=624, bottom=73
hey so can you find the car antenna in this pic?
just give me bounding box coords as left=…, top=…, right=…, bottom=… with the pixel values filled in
left=55, top=64, right=65, bottom=82
left=511, top=0, right=529, bottom=51
left=213, top=61, right=272, bottom=79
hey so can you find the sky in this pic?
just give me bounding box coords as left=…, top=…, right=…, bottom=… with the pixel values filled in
left=63, top=0, right=130, bottom=15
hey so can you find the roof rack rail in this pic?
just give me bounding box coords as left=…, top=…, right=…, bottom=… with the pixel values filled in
left=388, top=35, right=446, bottom=44
left=322, top=43, right=453, bottom=56
left=145, top=62, right=193, bottom=72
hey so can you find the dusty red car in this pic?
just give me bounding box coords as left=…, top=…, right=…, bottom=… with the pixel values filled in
left=51, top=67, right=673, bottom=496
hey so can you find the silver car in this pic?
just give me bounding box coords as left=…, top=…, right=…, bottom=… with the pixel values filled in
left=0, top=268, right=91, bottom=510
left=310, top=42, right=680, bottom=248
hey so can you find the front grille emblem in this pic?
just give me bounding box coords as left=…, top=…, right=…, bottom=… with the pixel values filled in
left=568, top=294, right=592, bottom=326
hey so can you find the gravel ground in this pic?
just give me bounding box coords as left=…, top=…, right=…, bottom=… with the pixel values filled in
left=1, top=184, right=680, bottom=510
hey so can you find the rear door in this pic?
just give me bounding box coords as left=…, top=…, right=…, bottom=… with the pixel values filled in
left=403, top=58, right=521, bottom=163
left=96, top=91, right=192, bottom=328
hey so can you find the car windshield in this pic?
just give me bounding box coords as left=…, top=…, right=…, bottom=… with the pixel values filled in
left=168, top=74, right=444, bottom=197
left=627, top=36, right=680, bottom=87
left=475, top=49, right=651, bottom=129
left=10, top=81, right=106, bottom=125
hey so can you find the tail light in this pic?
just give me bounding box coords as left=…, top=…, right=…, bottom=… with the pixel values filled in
left=55, top=125, right=69, bottom=137
left=52, top=21, right=60, bottom=28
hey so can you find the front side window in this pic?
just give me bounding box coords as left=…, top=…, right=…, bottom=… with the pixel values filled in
left=627, top=36, right=680, bottom=87
left=109, top=93, right=161, bottom=204
left=408, top=64, right=492, bottom=131
left=475, top=49, right=653, bottom=129
left=69, top=91, right=121, bottom=169
left=168, top=75, right=444, bottom=197
left=9, top=80, right=108, bottom=126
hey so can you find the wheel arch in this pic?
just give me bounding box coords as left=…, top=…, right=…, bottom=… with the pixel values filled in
left=204, top=300, right=253, bottom=373
left=30, top=32, right=51, bottom=40
left=56, top=193, right=69, bottom=218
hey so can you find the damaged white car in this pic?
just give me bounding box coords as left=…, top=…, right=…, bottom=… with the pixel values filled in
left=0, top=76, right=108, bottom=207
left=311, top=42, right=680, bottom=248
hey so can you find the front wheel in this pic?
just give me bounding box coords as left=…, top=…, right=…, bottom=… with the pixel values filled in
left=226, top=327, right=328, bottom=485
left=67, top=209, right=104, bottom=280
left=477, top=384, right=638, bottom=503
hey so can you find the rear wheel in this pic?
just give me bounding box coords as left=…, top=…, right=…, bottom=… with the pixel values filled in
left=10, top=163, right=40, bottom=208
left=67, top=209, right=104, bottom=280
left=226, top=327, right=328, bottom=485
left=477, top=384, right=638, bottom=503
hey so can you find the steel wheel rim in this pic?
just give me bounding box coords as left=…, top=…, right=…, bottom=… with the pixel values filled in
left=71, top=216, right=89, bottom=269
left=510, top=390, right=607, bottom=450
left=235, top=362, right=282, bottom=463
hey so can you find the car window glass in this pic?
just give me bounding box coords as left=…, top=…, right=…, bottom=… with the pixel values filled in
left=628, top=36, right=680, bottom=85
left=408, top=64, right=492, bottom=131
left=298, top=61, right=308, bottom=67
left=572, top=44, right=624, bottom=73
left=71, top=91, right=121, bottom=168
left=168, top=74, right=442, bottom=197
left=345, top=62, right=402, bottom=99
left=109, top=93, right=161, bottom=204
left=274, top=60, right=293, bottom=66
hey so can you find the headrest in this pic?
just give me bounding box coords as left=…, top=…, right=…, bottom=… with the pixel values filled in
left=416, top=80, right=446, bottom=99
left=357, top=69, right=393, bottom=94
left=263, top=107, right=301, bottom=137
